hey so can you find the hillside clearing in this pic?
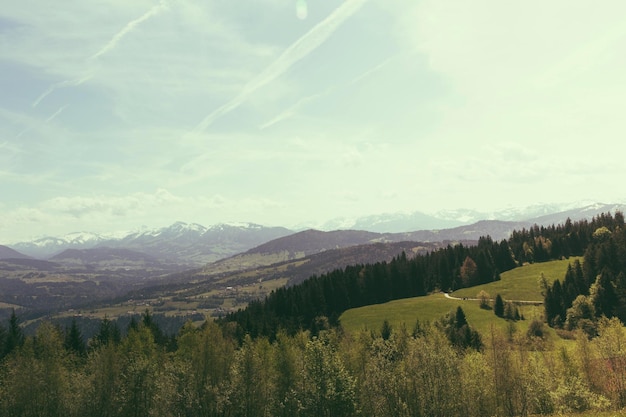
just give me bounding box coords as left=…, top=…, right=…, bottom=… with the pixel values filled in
left=340, top=258, right=582, bottom=339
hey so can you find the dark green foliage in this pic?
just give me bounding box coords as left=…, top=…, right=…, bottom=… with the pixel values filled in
left=455, top=305, right=468, bottom=328
left=4, top=309, right=24, bottom=357
left=64, top=318, right=86, bottom=357
left=526, top=319, right=545, bottom=339
left=0, top=324, right=5, bottom=360
left=380, top=319, right=392, bottom=340
left=438, top=307, right=482, bottom=351
left=92, top=315, right=121, bottom=348
left=503, top=302, right=521, bottom=321
left=541, top=212, right=626, bottom=329
left=494, top=294, right=505, bottom=318
left=591, top=270, right=619, bottom=318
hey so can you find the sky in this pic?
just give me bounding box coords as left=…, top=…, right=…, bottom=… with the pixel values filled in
left=2, top=0, right=626, bottom=242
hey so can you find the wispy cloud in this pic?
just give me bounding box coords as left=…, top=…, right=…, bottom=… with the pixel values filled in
left=259, top=54, right=396, bottom=130
left=32, top=1, right=169, bottom=107
left=90, top=0, right=169, bottom=61
left=32, top=75, right=92, bottom=107
left=258, top=89, right=331, bottom=130
left=13, top=104, right=70, bottom=139
left=45, top=104, right=68, bottom=123
left=193, top=0, right=368, bottom=133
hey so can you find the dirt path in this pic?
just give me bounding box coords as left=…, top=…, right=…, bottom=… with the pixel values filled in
left=443, top=292, right=543, bottom=305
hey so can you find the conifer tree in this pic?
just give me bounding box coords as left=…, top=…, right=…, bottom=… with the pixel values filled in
left=4, top=309, right=24, bottom=357
left=64, top=318, right=86, bottom=357
left=494, top=294, right=505, bottom=318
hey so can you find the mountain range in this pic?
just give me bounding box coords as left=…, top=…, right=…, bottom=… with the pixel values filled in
left=5, top=202, right=626, bottom=268
left=2, top=202, right=625, bottom=321
left=9, top=222, right=293, bottom=266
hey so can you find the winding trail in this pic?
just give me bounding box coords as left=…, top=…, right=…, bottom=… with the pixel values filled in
left=443, top=292, right=543, bottom=305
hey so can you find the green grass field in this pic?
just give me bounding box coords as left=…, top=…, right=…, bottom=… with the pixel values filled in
left=451, top=257, right=582, bottom=301
left=340, top=292, right=548, bottom=338
left=339, top=258, right=583, bottom=339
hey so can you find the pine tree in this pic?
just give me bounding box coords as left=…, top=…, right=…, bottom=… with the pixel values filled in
left=380, top=319, right=393, bottom=340
left=455, top=306, right=468, bottom=328
left=590, top=270, right=619, bottom=318
left=494, top=294, right=505, bottom=318
left=64, top=318, right=86, bottom=356
left=4, top=309, right=24, bottom=357
left=92, top=315, right=121, bottom=348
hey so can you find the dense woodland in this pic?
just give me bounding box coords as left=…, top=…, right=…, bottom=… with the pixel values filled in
left=2, top=213, right=626, bottom=416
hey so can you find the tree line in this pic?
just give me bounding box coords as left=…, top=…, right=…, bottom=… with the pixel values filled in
left=222, top=236, right=516, bottom=339
left=540, top=213, right=626, bottom=336
left=2, top=306, right=626, bottom=416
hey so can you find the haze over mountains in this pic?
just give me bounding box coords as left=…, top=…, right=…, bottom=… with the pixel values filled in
left=1, top=201, right=625, bottom=323
left=9, top=222, right=293, bottom=265
left=6, top=202, right=624, bottom=266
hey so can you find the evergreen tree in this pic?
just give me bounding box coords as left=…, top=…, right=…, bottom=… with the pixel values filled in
left=64, top=318, right=86, bottom=357
left=590, top=270, right=619, bottom=318
left=380, top=319, right=393, bottom=341
left=494, top=294, right=505, bottom=318
left=455, top=306, right=468, bottom=328
left=92, top=315, right=121, bottom=349
left=0, top=323, right=6, bottom=360
left=4, top=309, right=24, bottom=357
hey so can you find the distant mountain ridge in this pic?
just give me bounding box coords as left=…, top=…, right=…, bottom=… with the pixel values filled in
left=315, top=202, right=626, bottom=233
left=9, top=222, right=293, bottom=266
left=7, top=202, right=625, bottom=267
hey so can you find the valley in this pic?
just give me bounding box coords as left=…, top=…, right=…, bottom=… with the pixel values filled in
left=2, top=206, right=626, bottom=417
left=0, top=202, right=623, bottom=326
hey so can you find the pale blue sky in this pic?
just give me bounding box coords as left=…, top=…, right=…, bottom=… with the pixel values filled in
left=2, top=0, right=626, bottom=242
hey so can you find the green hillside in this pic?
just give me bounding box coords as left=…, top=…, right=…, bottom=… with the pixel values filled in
left=339, top=292, right=547, bottom=338
left=340, top=258, right=582, bottom=337
left=452, top=257, right=583, bottom=301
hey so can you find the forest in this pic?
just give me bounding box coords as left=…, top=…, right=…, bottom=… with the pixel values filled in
left=1, top=213, right=626, bottom=416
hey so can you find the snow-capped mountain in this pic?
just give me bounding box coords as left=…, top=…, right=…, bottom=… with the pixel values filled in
left=9, top=222, right=293, bottom=266
left=10, top=233, right=107, bottom=259
left=7, top=202, right=625, bottom=265
left=317, top=202, right=626, bottom=233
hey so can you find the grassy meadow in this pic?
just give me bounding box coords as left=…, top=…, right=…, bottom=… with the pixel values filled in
left=452, top=256, right=583, bottom=301
left=340, top=258, right=583, bottom=339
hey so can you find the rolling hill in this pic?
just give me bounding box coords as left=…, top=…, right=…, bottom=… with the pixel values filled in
left=0, top=245, right=31, bottom=260
left=339, top=258, right=580, bottom=336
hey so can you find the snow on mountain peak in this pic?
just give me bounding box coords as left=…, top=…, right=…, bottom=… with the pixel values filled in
left=62, top=231, right=106, bottom=244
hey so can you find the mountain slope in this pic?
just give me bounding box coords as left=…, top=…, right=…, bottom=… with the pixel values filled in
left=0, top=245, right=31, bottom=260
left=108, top=222, right=293, bottom=266
left=9, top=222, right=294, bottom=266
left=247, top=229, right=385, bottom=255
left=50, top=247, right=169, bottom=270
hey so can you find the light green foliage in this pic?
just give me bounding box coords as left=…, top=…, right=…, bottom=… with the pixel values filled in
left=460, top=351, right=495, bottom=417
left=300, top=335, right=357, bottom=417
left=360, top=337, right=408, bottom=417
left=4, top=315, right=626, bottom=416
left=0, top=322, right=71, bottom=417
left=594, top=317, right=626, bottom=408
left=566, top=295, right=596, bottom=331
left=403, top=330, right=462, bottom=417
left=477, top=290, right=491, bottom=309
left=227, top=336, right=277, bottom=417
